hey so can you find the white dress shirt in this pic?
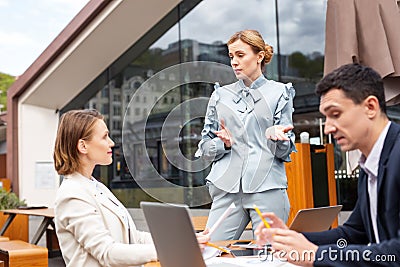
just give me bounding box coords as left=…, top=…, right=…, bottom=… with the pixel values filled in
left=359, top=121, right=391, bottom=244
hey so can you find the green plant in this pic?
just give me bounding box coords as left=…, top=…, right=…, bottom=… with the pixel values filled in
left=0, top=72, right=16, bottom=112
left=0, top=189, right=26, bottom=210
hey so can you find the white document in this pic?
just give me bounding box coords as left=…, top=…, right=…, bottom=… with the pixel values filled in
left=202, top=247, right=220, bottom=260
left=206, top=256, right=294, bottom=266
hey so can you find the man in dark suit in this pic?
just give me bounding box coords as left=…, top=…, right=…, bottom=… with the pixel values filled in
left=255, top=63, right=400, bottom=266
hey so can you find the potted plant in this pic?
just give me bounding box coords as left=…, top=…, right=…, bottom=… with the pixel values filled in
left=0, top=188, right=29, bottom=241
left=0, top=188, right=26, bottom=210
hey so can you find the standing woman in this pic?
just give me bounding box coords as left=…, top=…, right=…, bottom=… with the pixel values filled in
left=195, top=29, right=296, bottom=241
left=53, top=109, right=157, bottom=266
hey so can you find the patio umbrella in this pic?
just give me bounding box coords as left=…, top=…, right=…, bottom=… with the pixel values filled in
left=324, top=0, right=400, bottom=173
left=324, top=0, right=400, bottom=105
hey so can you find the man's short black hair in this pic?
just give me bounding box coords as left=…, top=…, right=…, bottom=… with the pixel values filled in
left=315, top=63, right=386, bottom=114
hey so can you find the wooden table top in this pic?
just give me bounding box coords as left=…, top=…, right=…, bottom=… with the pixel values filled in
left=1, top=208, right=54, bottom=218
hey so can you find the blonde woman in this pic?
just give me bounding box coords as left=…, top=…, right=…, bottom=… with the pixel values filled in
left=196, top=30, right=296, bottom=241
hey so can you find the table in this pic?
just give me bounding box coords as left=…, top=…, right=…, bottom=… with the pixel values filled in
left=144, top=240, right=233, bottom=267
left=144, top=240, right=298, bottom=267
left=0, top=208, right=54, bottom=245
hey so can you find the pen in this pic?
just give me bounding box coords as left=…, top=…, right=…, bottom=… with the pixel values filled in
left=253, top=204, right=271, bottom=229
left=206, top=242, right=230, bottom=254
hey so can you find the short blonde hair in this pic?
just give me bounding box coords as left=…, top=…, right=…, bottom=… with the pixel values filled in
left=53, top=109, right=104, bottom=175
left=227, top=29, right=273, bottom=69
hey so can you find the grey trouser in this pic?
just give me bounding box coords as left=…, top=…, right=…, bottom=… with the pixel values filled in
left=206, top=182, right=290, bottom=241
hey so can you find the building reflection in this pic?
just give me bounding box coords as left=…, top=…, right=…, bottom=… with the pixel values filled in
left=83, top=37, right=333, bottom=207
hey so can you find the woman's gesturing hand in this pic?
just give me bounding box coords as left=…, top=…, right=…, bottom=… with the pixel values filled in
left=215, top=118, right=233, bottom=148
left=265, top=125, right=293, bottom=141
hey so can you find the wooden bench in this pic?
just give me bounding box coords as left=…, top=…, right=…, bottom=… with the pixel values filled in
left=0, top=240, right=48, bottom=267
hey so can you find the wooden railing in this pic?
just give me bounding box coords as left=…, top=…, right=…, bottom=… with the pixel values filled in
left=285, top=143, right=338, bottom=227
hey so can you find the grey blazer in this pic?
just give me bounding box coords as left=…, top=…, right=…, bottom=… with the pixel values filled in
left=195, top=76, right=296, bottom=193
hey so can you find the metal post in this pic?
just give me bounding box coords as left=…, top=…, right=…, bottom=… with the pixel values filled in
left=275, top=0, right=282, bottom=81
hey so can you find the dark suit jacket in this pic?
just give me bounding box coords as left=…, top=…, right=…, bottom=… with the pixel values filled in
left=304, top=122, right=400, bottom=266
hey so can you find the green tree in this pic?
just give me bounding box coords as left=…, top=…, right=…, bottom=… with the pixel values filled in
left=0, top=72, right=16, bottom=112
left=288, top=51, right=324, bottom=81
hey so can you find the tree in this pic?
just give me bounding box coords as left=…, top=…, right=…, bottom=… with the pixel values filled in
left=288, top=51, right=324, bottom=81
left=0, top=72, right=16, bottom=112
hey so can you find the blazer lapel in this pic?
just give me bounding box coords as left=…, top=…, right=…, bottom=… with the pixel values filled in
left=93, top=184, right=130, bottom=232
left=376, top=123, right=400, bottom=240
left=377, top=123, right=400, bottom=191
left=358, top=169, right=375, bottom=241
left=68, top=173, right=131, bottom=242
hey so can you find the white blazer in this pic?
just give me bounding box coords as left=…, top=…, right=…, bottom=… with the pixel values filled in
left=55, top=172, right=157, bottom=267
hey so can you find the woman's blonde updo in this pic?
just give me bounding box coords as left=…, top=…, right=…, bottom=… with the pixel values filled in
left=227, top=29, right=273, bottom=69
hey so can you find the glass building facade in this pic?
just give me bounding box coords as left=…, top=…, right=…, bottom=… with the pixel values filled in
left=60, top=0, right=400, bottom=210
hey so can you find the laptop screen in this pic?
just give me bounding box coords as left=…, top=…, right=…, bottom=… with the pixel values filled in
left=141, top=202, right=207, bottom=267
left=289, top=205, right=342, bottom=232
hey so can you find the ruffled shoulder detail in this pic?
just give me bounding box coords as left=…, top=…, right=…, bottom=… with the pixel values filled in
left=209, top=82, right=221, bottom=106
left=274, top=82, right=295, bottom=124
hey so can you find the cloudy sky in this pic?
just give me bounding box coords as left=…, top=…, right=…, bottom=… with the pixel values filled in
left=154, top=0, right=327, bottom=56
left=0, top=0, right=89, bottom=76
left=0, top=0, right=327, bottom=77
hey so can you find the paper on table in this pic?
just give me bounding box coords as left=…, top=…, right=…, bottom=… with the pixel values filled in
left=202, top=246, right=221, bottom=260
left=209, top=202, right=236, bottom=237
left=206, top=256, right=292, bottom=266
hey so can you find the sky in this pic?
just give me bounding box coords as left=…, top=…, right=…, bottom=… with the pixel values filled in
left=0, top=0, right=89, bottom=76
left=153, top=0, right=327, bottom=57
left=0, top=0, right=327, bottom=77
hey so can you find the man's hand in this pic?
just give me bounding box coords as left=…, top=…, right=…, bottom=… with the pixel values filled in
left=269, top=229, right=318, bottom=266
left=254, top=212, right=317, bottom=267
left=255, top=212, right=288, bottom=246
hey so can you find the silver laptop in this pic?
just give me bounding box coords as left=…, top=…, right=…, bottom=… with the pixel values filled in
left=140, top=201, right=242, bottom=267
left=289, top=205, right=342, bottom=232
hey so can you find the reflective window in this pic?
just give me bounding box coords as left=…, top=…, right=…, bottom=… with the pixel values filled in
left=69, top=0, right=360, bottom=210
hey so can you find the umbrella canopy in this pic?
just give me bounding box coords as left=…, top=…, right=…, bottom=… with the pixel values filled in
left=325, top=0, right=400, bottom=105
left=324, top=0, right=400, bottom=174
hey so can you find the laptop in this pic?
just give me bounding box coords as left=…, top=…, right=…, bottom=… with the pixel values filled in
left=141, top=201, right=242, bottom=267
left=289, top=205, right=343, bottom=232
